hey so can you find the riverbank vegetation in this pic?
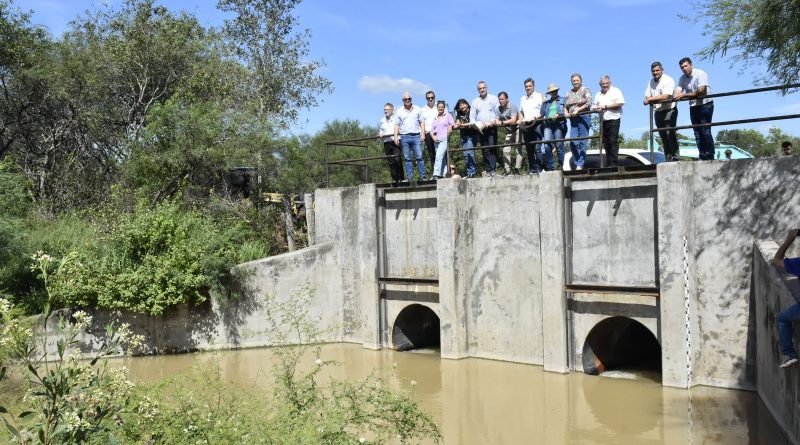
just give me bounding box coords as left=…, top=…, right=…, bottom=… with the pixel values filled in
left=0, top=0, right=382, bottom=316
left=0, top=276, right=441, bottom=444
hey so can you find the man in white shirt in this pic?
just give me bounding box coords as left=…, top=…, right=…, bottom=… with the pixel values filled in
left=674, top=57, right=714, bottom=160
left=421, top=90, right=439, bottom=173
left=393, top=92, right=427, bottom=181
left=470, top=81, right=500, bottom=176
left=644, top=62, right=679, bottom=161
left=379, top=103, right=403, bottom=183
left=592, top=75, right=625, bottom=167
left=518, top=77, right=546, bottom=174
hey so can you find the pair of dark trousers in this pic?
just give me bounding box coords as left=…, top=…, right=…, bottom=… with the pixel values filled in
left=601, top=119, right=621, bottom=166
left=522, top=123, right=544, bottom=173
left=478, top=128, right=498, bottom=173
left=690, top=102, right=715, bottom=160
left=383, top=141, right=404, bottom=182
left=654, top=107, right=679, bottom=160
left=424, top=133, right=437, bottom=172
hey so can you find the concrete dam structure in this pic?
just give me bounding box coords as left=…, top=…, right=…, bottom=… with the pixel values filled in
left=237, top=157, right=800, bottom=442
left=64, top=157, right=800, bottom=442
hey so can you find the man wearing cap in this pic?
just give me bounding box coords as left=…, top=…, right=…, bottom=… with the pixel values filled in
left=539, top=84, right=567, bottom=170
left=470, top=80, right=500, bottom=176
left=772, top=229, right=800, bottom=368
left=592, top=75, right=625, bottom=167
left=674, top=57, right=714, bottom=160
left=644, top=62, right=679, bottom=161
left=519, top=78, right=546, bottom=174
left=421, top=90, right=439, bottom=172
left=394, top=91, right=427, bottom=181
left=493, top=91, right=520, bottom=175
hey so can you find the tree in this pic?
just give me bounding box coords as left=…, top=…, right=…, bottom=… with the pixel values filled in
left=217, top=0, right=333, bottom=127
left=690, top=0, right=800, bottom=87
left=716, top=128, right=770, bottom=157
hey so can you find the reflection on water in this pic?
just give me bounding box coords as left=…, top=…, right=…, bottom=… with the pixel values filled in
left=115, top=344, right=788, bottom=445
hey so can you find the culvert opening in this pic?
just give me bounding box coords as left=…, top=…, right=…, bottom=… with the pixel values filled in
left=391, top=304, right=440, bottom=352
left=582, top=316, right=661, bottom=379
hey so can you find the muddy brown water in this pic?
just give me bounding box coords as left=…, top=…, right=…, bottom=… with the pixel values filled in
left=115, top=343, right=789, bottom=445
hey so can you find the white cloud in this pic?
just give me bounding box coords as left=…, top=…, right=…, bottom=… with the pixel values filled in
left=357, top=75, right=432, bottom=96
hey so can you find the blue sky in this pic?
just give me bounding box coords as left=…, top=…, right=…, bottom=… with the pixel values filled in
left=25, top=0, right=800, bottom=142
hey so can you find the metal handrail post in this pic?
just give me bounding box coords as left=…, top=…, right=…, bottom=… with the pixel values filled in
left=599, top=113, right=605, bottom=168
left=649, top=104, right=655, bottom=163
left=364, top=142, right=369, bottom=183
left=325, top=142, right=330, bottom=188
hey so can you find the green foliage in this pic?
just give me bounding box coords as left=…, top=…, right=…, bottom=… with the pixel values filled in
left=45, top=201, right=267, bottom=316
left=0, top=274, right=144, bottom=445
left=304, top=119, right=387, bottom=188
left=2, top=0, right=332, bottom=211
left=717, top=128, right=770, bottom=157
left=691, top=0, right=800, bottom=87
left=218, top=0, right=333, bottom=127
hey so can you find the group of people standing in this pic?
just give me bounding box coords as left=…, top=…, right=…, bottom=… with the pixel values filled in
left=378, top=57, right=714, bottom=182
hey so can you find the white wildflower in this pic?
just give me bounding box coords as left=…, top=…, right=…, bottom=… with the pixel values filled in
left=410, top=380, right=417, bottom=386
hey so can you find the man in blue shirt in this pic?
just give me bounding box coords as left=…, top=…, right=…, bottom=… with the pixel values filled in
left=772, top=229, right=800, bottom=368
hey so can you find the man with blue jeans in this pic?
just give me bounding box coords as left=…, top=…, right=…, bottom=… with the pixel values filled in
left=772, top=229, right=800, bottom=368
left=471, top=81, right=499, bottom=176
left=675, top=57, right=714, bottom=160
left=394, top=91, right=427, bottom=181
left=539, top=83, right=567, bottom=170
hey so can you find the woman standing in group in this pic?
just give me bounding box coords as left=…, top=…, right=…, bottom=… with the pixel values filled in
left=453, top=98, right=478, bottom=178
left=564, top=73, right=593, bottom=170
left=430, top=101, right=454, bottom=179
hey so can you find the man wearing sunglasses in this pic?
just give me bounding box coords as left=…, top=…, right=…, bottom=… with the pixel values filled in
left=421, top=91, right=439, bottom=173
left=394, top=92, right=427, bottom=181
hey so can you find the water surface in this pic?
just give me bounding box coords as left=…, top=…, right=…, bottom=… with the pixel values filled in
left=117, top=344, right=789, bottom=445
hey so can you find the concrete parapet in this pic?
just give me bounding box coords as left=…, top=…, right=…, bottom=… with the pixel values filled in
left=658, top=158, right=800, bottom=389
left=540, top=172, right=568, bottom=372
left=754, top=240, right=800, bottom=444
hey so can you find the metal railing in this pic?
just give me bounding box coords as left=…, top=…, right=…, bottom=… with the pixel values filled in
left=325, top=84, right=800, bottom=187
left=647, top=83, right=800, bottom=160
left=447, top=110, right=605, bottom=171
left=324, top=135, right=397, bottom=187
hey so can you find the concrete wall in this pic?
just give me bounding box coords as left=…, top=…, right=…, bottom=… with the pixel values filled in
left=568, top=177, right=658, bottom=287
left=60, top=242, right=346, bottom=355
left=382, top=187, right=438, bottom=279
left=658, top=158, right=800, bottom=389
left=753, top=240, right=800, bottom=444
left=437, top=173, right=566, bottom=368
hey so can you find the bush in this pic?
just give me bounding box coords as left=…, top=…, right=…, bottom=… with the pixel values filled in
left=52, top=201, right=268, bottom=315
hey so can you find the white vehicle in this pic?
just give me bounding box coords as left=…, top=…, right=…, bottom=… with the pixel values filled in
left=562, top=148, right=665, bottom=171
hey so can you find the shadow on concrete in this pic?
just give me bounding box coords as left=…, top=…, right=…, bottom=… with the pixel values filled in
left=392, top=303, right=441, bottom=351
left=699, top=158, right=800, bottom=387
left=582, top=316, right=661, bottom=379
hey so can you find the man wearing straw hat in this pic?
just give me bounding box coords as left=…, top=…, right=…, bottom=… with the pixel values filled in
left=540, top=83, right=567, bottom=170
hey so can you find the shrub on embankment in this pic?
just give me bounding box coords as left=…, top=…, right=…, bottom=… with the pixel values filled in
left=0, top=197, right=269, bottom=316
